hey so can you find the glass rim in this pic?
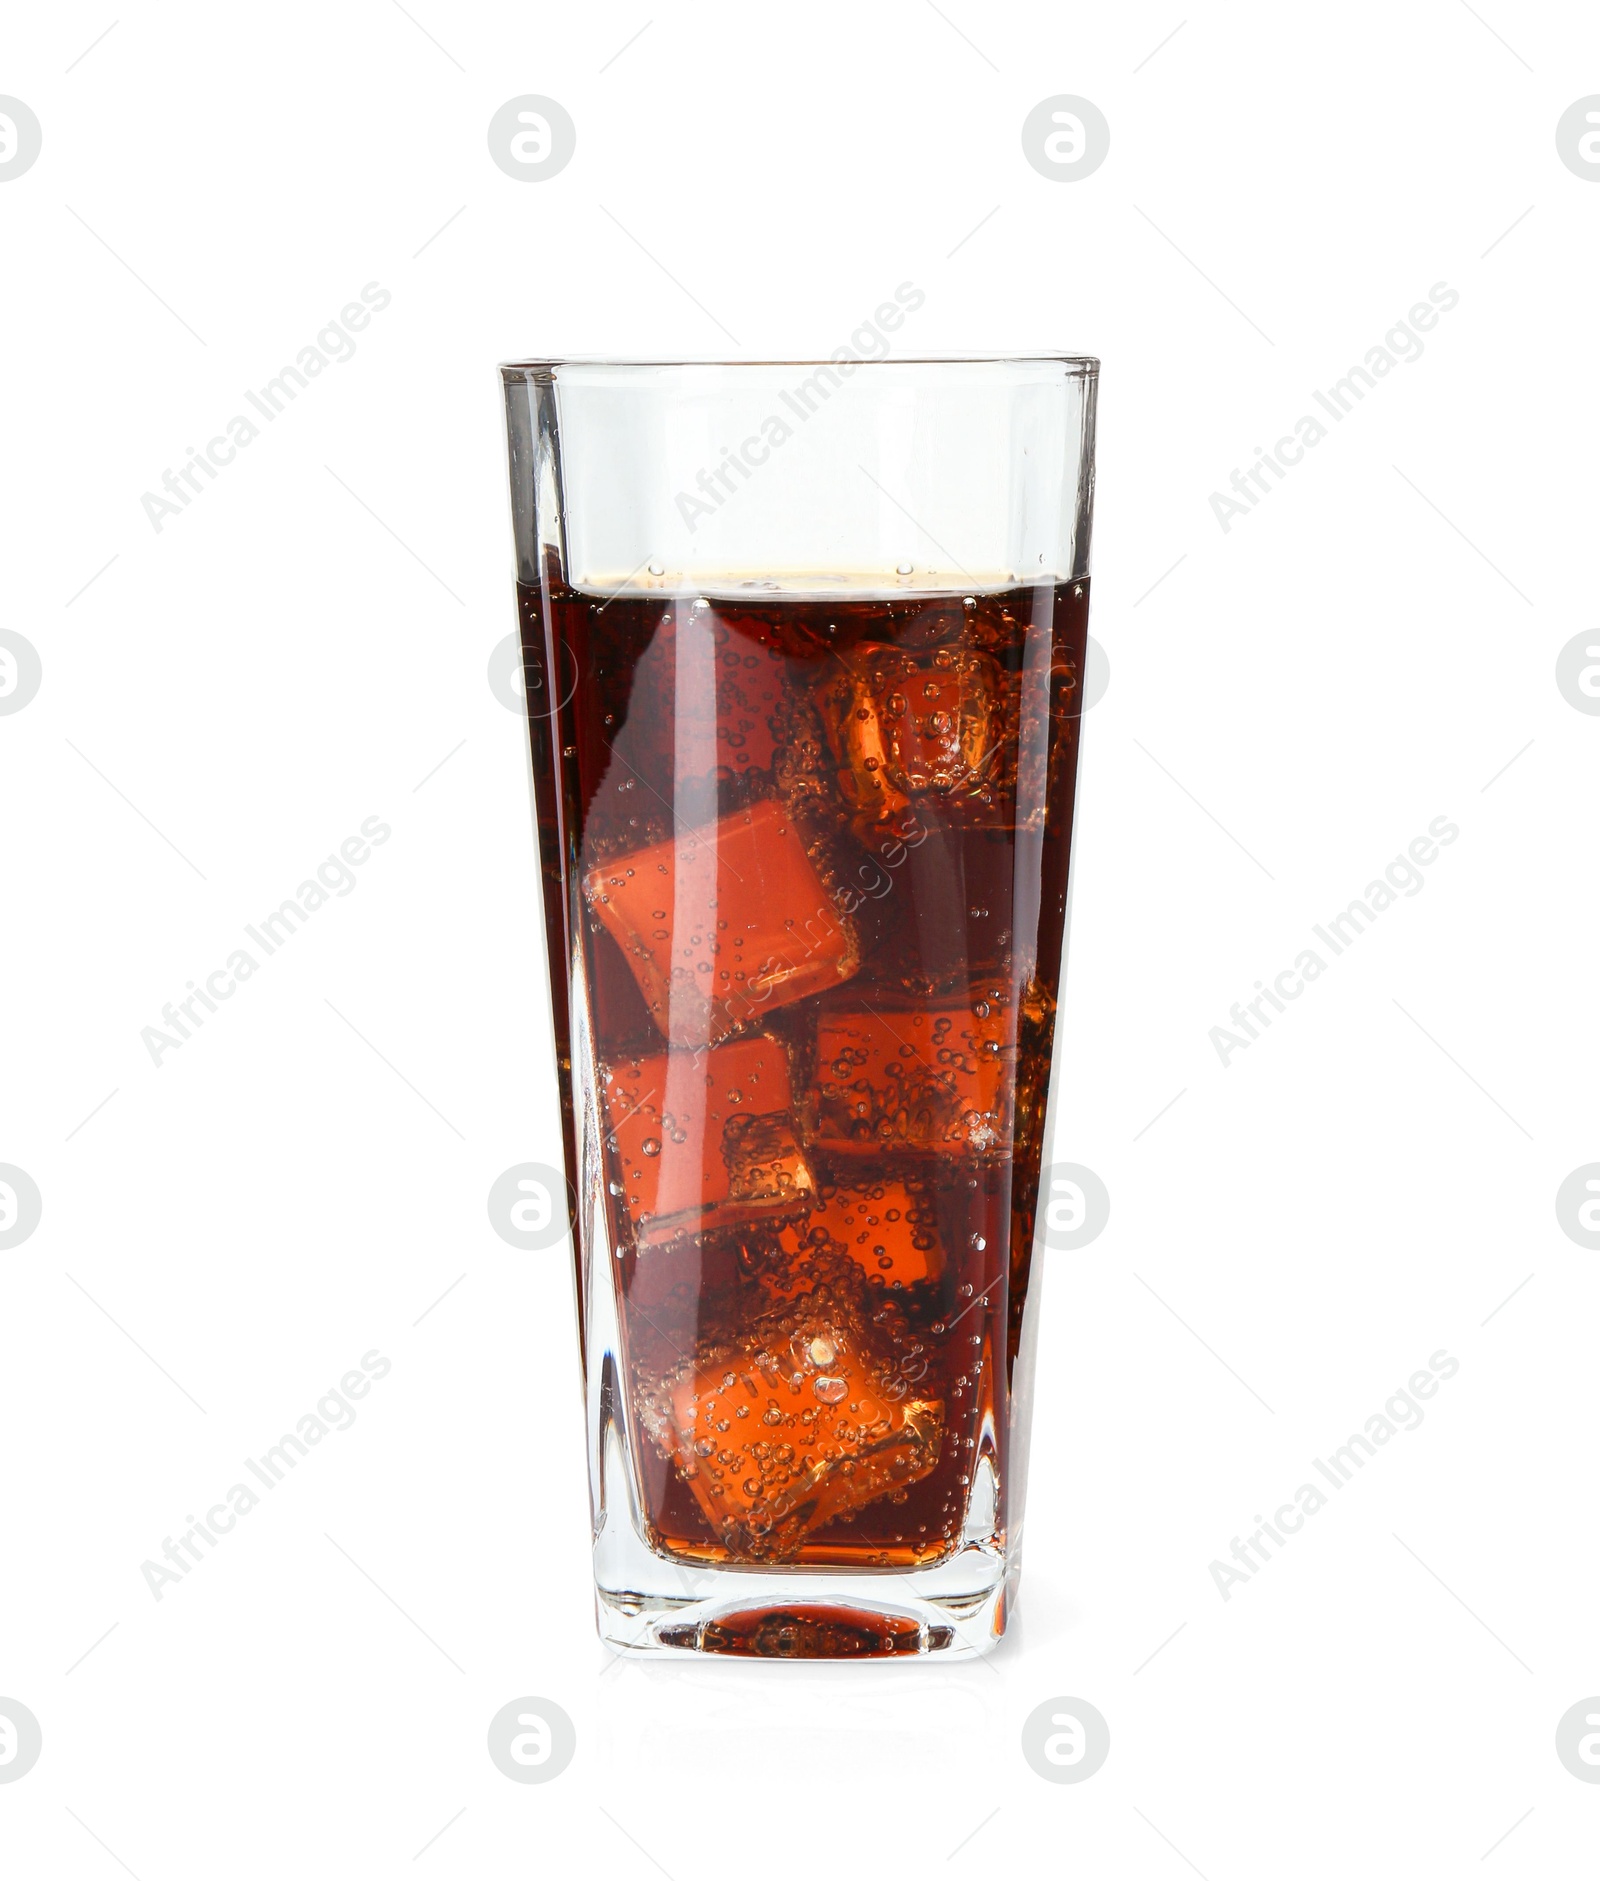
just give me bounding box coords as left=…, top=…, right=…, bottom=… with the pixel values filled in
left=500, top=352, right=1099, bottom=377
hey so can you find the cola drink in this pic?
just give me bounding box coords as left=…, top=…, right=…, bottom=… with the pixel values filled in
left=519, top=575, right=1087, bottom=1575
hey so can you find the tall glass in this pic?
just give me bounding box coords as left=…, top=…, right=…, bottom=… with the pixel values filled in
left=501, top=355, right=1097, bottom=1657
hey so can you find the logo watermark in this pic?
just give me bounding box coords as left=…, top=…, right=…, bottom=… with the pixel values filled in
left=0, top=1699, right=42, bottom=1782
left=1555, top=97, right=1600, bottom=181
left=1555, top=631, right=1600, bottom=714
left=0, top=98, right=41, bottom=182
left=1556, top=1698, right=1600, bottom=1779
left=1035, top=1163, right=1110, bottom=1251
left=487, top=1697, right=576, bottom=1780
left=0, top=629, right=42, bottom=714
left=1555, top=1165, right=1600, bottom=1249
left=488, top=1162, right=575, bottom=1251
left=488, top=630, right=579, bottom=717
left=487, top=96, right=576, bottom=182
left=1082, top=636, right=1109, bottom=710
left=1020, top=1696, right=1110, bottom=1781
left=1020, top=96, right=1110, bottom=182
left=0, top=1165, right=42, bottom=1251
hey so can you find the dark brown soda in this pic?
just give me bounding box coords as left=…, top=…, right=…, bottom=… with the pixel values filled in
left=518, top=574, right=1087, bottom=1570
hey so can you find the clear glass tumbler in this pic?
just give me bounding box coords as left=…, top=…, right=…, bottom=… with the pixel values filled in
left=500, top=355, right=1097, bottom=1657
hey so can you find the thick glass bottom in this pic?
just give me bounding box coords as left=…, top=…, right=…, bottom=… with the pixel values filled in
left=597, top=1568, right=1010, bottom=1658
left=594, top=1478, right=1013, bottom=1657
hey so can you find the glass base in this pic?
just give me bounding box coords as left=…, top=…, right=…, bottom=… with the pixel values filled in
left=594, top=1489, right=1014, bottom=1658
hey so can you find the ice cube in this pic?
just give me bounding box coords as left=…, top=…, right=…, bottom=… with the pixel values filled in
left=815, top=643, right=1013, bottom=832
left=743, top=1178, right=943, bottom=1288
left=636, top=1287, right=945, bottom=1561
left=602, top=1033, right=814, bottom=1250
left=583, top=797, right=861, bottom=1045
left=806, top=981, right=1025, bottom=1159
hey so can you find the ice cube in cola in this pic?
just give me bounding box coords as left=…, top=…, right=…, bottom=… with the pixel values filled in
left=636, top=1274, right=945, bottom=1563
left=815, top=642, right=1013, bottom=836
left=740, top=1176, right=944, bottom=1290
left=582, top=797, right=859, bottom=1045
left=601, top=1034, right=813, bottom=1251
left=808, top=980, right=1026, bottom=1160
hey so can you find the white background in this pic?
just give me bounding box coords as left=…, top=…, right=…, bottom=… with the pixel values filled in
left=3, top=2, right=1598, bottom=1874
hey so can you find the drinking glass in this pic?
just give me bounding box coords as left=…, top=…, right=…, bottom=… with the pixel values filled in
left=500, top=354, right=1097, bottom=1657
